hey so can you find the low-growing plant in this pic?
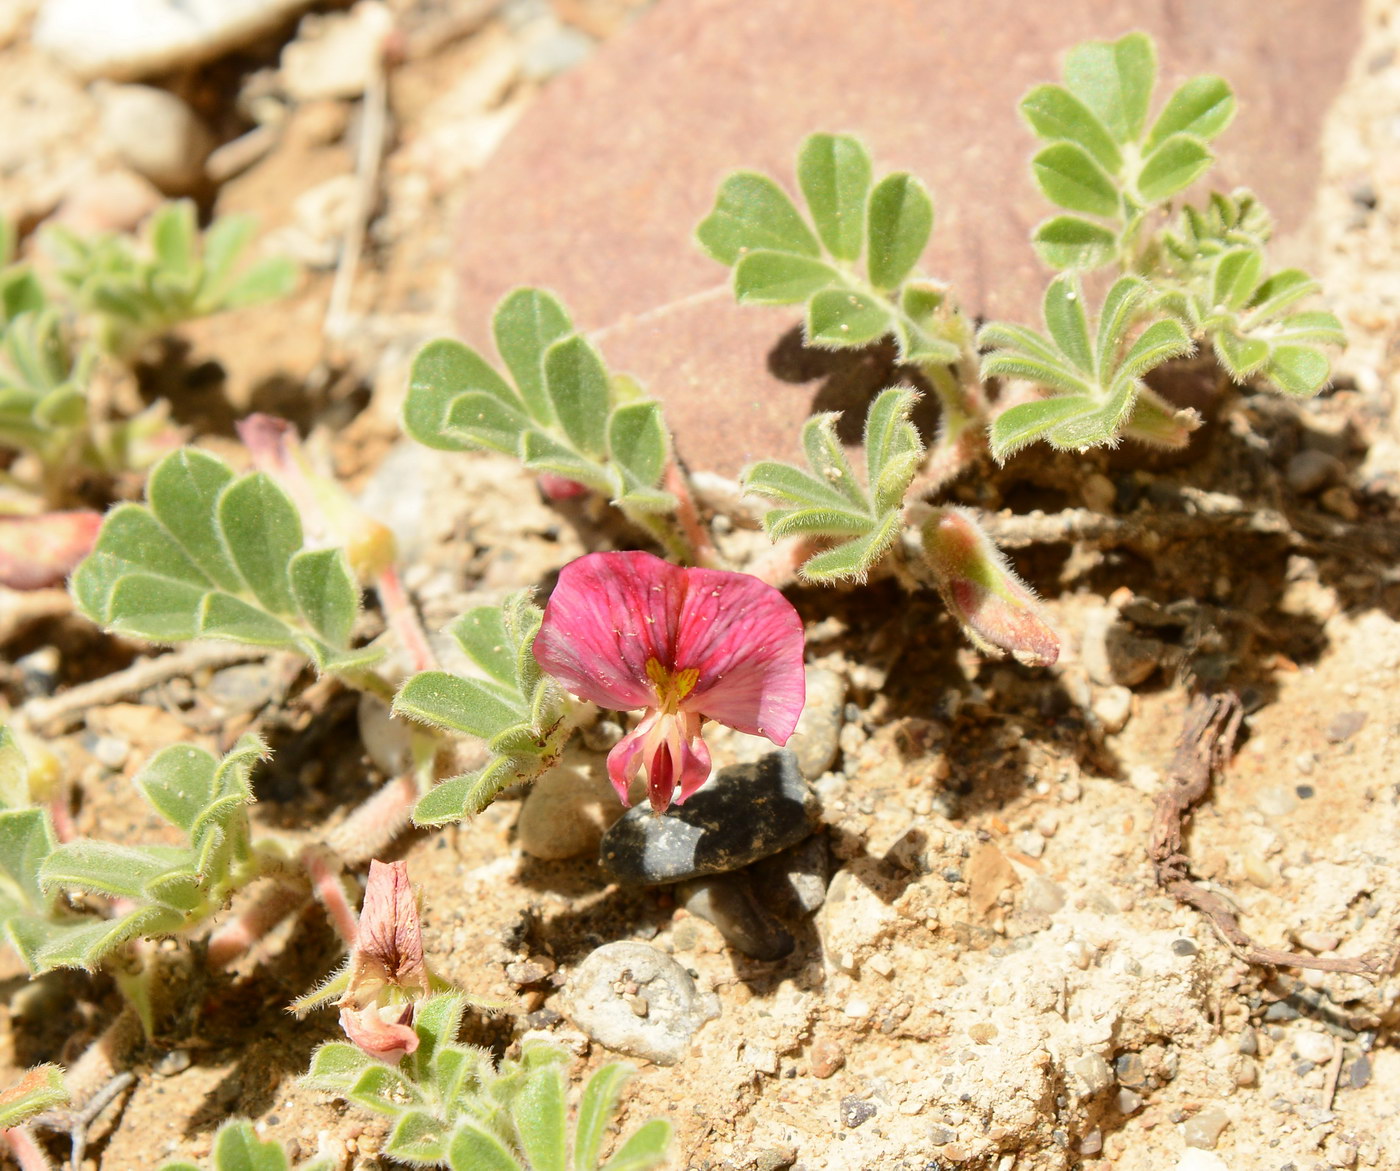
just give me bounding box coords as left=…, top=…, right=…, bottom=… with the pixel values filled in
left=305, top=994, right=670, bottom=1170
left=158, top=1119, right=335, bottom=1171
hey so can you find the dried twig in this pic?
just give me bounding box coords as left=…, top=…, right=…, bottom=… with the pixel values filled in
left=18, top=643, right=268, bottom=734
left=1322, top=1035, right=1345, bottom=1110
left=1150, top=693, right=1383, bottom=976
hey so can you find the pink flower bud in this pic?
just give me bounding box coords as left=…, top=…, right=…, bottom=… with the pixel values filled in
left=338, top=860, right=430, bottom=1063
left=537, top=473, right=590, bottom=501
left=921, top=508, right=1059, bottom=667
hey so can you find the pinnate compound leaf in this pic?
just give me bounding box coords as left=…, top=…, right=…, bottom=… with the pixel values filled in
left=1146, top=75, right=1235, bottom=150
left=1019, top=84, right=1122, bottom=174
left=866, top=173, right=933, bottom=290
left=696, top=173, right=820, bottom=265
left=1063, top=31, right=1156, bottom=143
left=1031, top=216, right=1116, bottom=270
left=544, top=336, right=610, bottom=458
left=599, top=1118, right=673, bottom=1171
left=797, top=133, right=873, bottom=262
left=733, top=251, right=840, bottom=305
left=404, top=338, right=523, bottom=452
left=764, top=507, right=874, bottom=540
left=806, top=288, right=891, bottom=348
left=41, top=841, right=190, bottom=900
left=413, top=754, right=531, bottom=825
left=575, top=1063, right=634, bottom=1171
left=978, top=352, right=1093, bottom=398
left=1136, top=133, right=1213, bottom=204
left=1031, top=143, right=1119, bottom=219
left=493, top=287, right=572, bottom=423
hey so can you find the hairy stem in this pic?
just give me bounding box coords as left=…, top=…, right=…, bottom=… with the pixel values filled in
left=375, top=564, right=438, bottom=674
left=1, top=1126, right=53, bottom=1171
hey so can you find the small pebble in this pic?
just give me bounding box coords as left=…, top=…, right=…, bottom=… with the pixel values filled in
left=1325, top=710, right=1367, bottom=743
left=1265, top=1000, right=1300, bottom=1022
left=1116, top=1088, right=1142, bottom=1114
left=1070, top=1053, right=1113, bottom=1096
left=95, top=82, right=213, bottom=192
left=1293, top=930, right=1340, bottom=953
left=91, top=736, right=130, bottom=770
left=1114, top=1053, right=1147, bottom=1088
left=1292, top=1031, right=1335, bottom=1065
left=1237, top=1027, right=1258, bottom=1056
left=1286, top=449, right=1344, bottom=494
left=1171, top=938, right=1198, bottom=957
left=154, top=1050, right=191, bottom=1076
left=839, top=1096, right=876, bottom=1129
left=1182, top=1107, right=1230, bottom=1150
left=968, top=1022, right=998, bottom=1044
left=1347, top=1054, right=1371, bottom=1089
left=1092, top=685, right=1133, bottom=733
left=809, top=1035, right=844, bottom=1079
left=1295, top=784, right=1316, bottom=799
left=842, top=998, right=871, bottom=1019
left=1079, top=1129, right=1103, bottom=1156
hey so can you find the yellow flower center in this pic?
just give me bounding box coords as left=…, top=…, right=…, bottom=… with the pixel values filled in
left=645, top=658, right=699, bottom=714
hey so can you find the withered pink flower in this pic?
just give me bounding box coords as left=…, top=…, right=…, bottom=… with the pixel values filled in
left=338, top=860, right=430, bottom=1063
left=921, top=508, right=1060, bottom=668
left=0, top=511, right=102, bottom=590
left=533, top=550, right=806, bottom=813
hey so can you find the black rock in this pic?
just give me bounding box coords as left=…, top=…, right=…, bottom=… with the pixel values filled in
left=600, top=750, right=818, bottom=884
left=679, top=873, right=793, bottom=961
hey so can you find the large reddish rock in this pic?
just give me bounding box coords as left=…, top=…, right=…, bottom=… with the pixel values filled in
left=453, top=0, right=1361, bottom=478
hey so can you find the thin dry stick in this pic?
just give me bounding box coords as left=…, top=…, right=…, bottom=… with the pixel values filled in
left=1149, top=693, right=1383, bottom=976
left=19, top=642, right=267, bottom=733
left=324, top=50, right=389, bottom=343
left=1322, top=1035, right=1345, bottom=1110
left=586, top=282, right=730, bottom=344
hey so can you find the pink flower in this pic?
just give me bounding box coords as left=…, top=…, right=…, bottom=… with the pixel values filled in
left=533, top=551, right=806, bottom=813
left=337, top=860, right=430, bottom=1063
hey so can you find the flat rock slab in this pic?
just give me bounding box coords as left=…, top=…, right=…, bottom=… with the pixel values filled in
left=454, top=0, right=1361, bottom=478
left=600, top=750, right=818, bottom=884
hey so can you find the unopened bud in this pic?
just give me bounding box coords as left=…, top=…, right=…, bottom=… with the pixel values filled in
left=537, top=473, right=590, bottom=501
left=921, top=508, right=1060, bottom=667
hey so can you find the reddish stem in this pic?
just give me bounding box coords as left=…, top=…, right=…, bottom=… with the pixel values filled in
left=1, top=1126, right=52, bottom=1171
left=664, top=461, right=718, bottom=568
left=206, top=880, right=309, bottom=970
left=376, top=564, right=437, bottom=673
left=302, top=847, right=359, bottom=947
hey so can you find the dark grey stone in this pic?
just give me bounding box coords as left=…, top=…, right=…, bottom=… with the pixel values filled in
left=678, top=874, right=793, bottom=961
left=600, top=750, right=818, bottom=884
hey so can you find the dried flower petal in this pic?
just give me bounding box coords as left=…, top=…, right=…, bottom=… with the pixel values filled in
left=534, top=551, right=805, bottom=811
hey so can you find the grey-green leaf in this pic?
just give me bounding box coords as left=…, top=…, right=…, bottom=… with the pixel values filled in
left=797, top=133, right=873, bottom=262
left=575, top=1063, right=633, bottom=1171
left=1145, top=75, right=1235, bottom=151
left=448, top=607, right=517, bottom=687
left=599, top=1119, right=672, bottom=1171
left=404, top=339, right=522, bottom=452
left=806, top=288, right=891, bottom=348
left=1136, top=133, right=1212, bottom=204
left=513, top=1065, right=567, bottom=1171
left=217, top=474, right=301, bottom=616
left=607, top=401, right=668, bottom=490
left=544, top=335, right=610, bottom=457
left=147, top=449, right=241, bottom=593
left=1031, top=143, right=1120, bottom=219
left=493, top=288, right=573, bottom=423
left=1043, top=276, right=1094, bottom=374
left=393, top=672, right=526, bottom=739
left=1264, top=345, right=1330, bottom=396
left=798, top=511, right=901, bottom=583
left=289, top=548, right=358, bottom=649
left=1019, top=84, right=1122, bottom=174
left=696, top=172, right=820, bottom=265
left=1031, top=216, right=1117, bottom=270
left=448, top=1120, right=524, bottom=1171
left=733, top=251, right=840, bottom=305
left=866, top=173, right=933, bottom=290
left=1063, top=31, right=1156, bottom=143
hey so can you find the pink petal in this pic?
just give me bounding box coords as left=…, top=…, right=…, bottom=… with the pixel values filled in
left=533, top=552, right=806, bottom=746
left=538, top=473, right=590, bottom=500
left=605, top=716, right=651, bottom=805
left=0, top=511, right=102, bottom=590
left=339, top=1003, right=419, bottom=1063
left=346, top=860, right=428, bottom=994
left=533, top=551, right=686, bottom=711
left=672, top=569, right=805, bottom=744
